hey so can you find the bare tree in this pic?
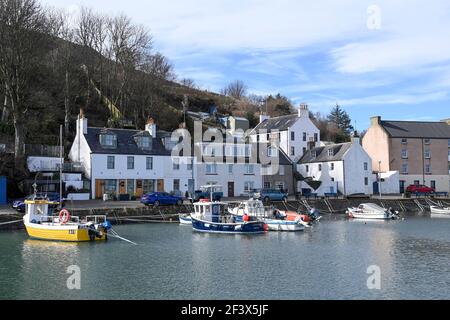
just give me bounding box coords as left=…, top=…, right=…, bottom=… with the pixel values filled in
left=221, top=80, right=247, bottom=100
left=0, top=0, right=50, bottom=161
left=179, top=78, right=197, bottom=89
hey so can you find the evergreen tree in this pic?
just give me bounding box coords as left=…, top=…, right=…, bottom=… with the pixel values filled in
left=327, top=104, right=353, bottom=142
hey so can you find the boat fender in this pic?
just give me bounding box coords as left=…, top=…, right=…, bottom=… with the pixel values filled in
left=58, top=209, right=71, bottom=224
left=242, top=214, right=250, bottom=222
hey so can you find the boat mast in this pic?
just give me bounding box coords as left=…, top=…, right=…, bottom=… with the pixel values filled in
left=59, top=125, right=63, bottom=209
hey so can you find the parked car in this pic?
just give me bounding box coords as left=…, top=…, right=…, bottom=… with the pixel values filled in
left=189, top=189, right=223, bottom=203
left=140, top=192, right=184, bottom=206
left=254, top=189, right=288, bottom=202
left=406, top=184, right=435, bottom=194
left=12, top=192, right=62, bottom=213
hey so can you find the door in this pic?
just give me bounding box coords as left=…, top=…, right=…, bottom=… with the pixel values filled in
left=373, top=182, right=379, bottom=194
left=119, top=180, right=126, bottom=194
left=136, top=180, right=143, bottom=197
left=95, top=180, right=104, bottom=199
left=228, top=182, right=234, bottom=198
left=188, top=179, right=195, bottom=195
left=157, top=179, right=165, bottom=192
left=399, top=180, right=405, bottom=194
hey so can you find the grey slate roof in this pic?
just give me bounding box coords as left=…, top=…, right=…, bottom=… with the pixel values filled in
left=380, top=120, right=450, bottom=139
left=84, top=127, right=171, bottom=155
left=252, top=114, right=298, bottom=132
left=298, top=143, right=352, bottom=164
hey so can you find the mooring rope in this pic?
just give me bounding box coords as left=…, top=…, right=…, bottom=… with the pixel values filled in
left=0, top=219, right=23, bottom=226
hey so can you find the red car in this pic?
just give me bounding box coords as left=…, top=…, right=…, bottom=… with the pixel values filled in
left=406, top=184, right=435, bottom=194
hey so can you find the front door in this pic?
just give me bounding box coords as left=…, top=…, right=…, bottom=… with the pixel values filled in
left=399, top=180, right=405, bottom=194
left=136, top=180, right=143, bottom=197
left=157, top=179, right=165, bottom=192
left=119, top=180, right=126, bottom=194
left=228, top=182, right=234, bottom=198
left=95, top=180, right=104, bottom=199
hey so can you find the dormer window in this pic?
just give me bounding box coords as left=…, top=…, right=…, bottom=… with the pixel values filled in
left=99, top=133, right=117, bottom=148
left=311, top=151, right=317, bottom=158
left=135, top=136, right=152, bottom=150
left=328, top=149, right=334, bottom=157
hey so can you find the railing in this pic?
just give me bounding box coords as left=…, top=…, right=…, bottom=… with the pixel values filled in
left=24, top=144, right=62, bottom=157
left=30, top=162, right=84, bottom=173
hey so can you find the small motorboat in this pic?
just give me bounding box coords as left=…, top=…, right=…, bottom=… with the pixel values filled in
left=190, top=200, right=267, bottom=234
left=430, top=205, right=450, bottom=215
left=179, top=214, right=192, bottom=225
left=347, top=203, right=399, bottom=220
left=23, top=194, right=110, bottom=242
left=228, top=199, right=306, bottom=231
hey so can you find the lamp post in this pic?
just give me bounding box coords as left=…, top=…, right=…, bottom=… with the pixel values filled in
left=378, top=160, right=382, bottom=201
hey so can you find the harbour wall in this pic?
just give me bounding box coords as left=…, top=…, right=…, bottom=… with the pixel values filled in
left=1, top=198, right=447, bottom=231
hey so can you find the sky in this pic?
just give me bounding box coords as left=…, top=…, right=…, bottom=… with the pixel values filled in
left=42, top=0, right=450, bottom=131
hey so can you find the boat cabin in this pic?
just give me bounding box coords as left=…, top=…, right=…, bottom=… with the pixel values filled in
left=234, top=200, right=266, bottom=217
left=193, top=201, right=230, bottom=223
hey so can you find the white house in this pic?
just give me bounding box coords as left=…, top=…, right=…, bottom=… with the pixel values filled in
left=296, top=136, right=373, bottom=196
left=248, top=103, right=320, bottom=162
left=69, top=113, right=194, bottom=199
left=194, top=141, right=262, bottom=197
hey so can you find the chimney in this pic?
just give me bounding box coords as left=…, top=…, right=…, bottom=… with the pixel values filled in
left=298, top=103, right=309, bottom=118
left=77, top=109, right=88, bottom=135
left=351, top=130, right=360, bottom=145
left=371, top=116, right=381, bottom=126
left=259, top=114, right=270, bottom=124
left=145, top=118, right=157, bottom=137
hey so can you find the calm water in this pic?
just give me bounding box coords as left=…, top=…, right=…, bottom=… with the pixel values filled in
left=0, top=214, right=449, bottom=300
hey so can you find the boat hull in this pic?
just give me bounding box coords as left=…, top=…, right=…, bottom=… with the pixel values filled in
left=24, top=223, right=107, bottom=242
left=179, top=215, right=192, bottom=225
left=264, top=220, right=304, bottom=232
left=430, top=206, right=450, bottom=215
left=191, top=217, right=266, bottom=234
left=348, top=211, right=394, bottom=220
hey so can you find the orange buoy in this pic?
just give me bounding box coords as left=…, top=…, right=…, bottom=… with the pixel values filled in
left=242, top=214, right=250, bottom=222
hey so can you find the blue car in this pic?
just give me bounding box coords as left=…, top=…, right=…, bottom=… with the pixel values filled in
left=254, top=189, right=288, bottom=203
left=12, top=192, right=62, bottom=212
left=140, top=192, right=184, bottom=206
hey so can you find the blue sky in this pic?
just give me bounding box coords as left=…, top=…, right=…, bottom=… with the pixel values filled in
left=42, top=0, right=450, bottom=131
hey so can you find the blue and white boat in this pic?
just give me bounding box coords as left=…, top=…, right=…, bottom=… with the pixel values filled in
left=179, top=214, right=192, bottom=225
left=228, top=199, right=305, bottom=232
left=190, top=200, right=267, bottom=234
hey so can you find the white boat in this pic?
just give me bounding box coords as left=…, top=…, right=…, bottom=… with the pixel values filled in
left=229, top=199, right=305, bottom=232
left=430, top=205, right=450, bottom=215
left=347, top=203, right=399, bottom=220
left=179, top=214, right=192, bottom=225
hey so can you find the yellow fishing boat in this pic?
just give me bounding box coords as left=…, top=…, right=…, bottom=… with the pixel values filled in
left=23, top=196, right=110, bottom=242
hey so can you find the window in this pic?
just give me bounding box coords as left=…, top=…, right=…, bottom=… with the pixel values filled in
left=206, top=163, right=217, bottom=174
left=364, top=162, right=368, bottom=171
left=146, top=157, right=153, bottom=170
left=244, top=181, right=255, bottom=192
left=425, top=164, right=432, bottom=174
left=276, top=182, right=285, bottom=191
left=328, top=149, right=334, bottom=157
left=173, top=161, right=180, bottom=170
left=303, top=132, right=307, bottom=141
left=331, top=163, right=334, bottom=171
left=127, top=156, right=134, bottom=170
left=401, top=164, right=408, bottom=174
left=173, top=179, right=180, bottom=191
left=364, top=177, right=369, bottom=186
left=290, top=147, right=295, bottom=156
left=311, top=151, right=317, bottom=158
left=424, top=150, right=431, bottom=159
left=305, top=165, right=309, bottom=173
left=424, top=139, right=431, bottom=145
left=314, top=133, right=318, bottom=142
left=143, top=180, right=155, bottom=194
left=303, top=147, right=307, bottom=154
left=331, top=177, right=335, bottom=182
left=126, top=179, right=134, bottom=195
left=401, top=149, right=408, bottom=159
left=245, top=164, right=254, bottom=175
left=318, top=164, right=322, bottom=171
left=264, top=182, right=271, bottom=189
left=136, top=136, right=151, bottom=149
left=448, top=139, right=450, bottom=147
left=291, top=132, right=295, bottom=141
left=228, top=164, right=233, bottom=174
left=401, top=138, right=408, bottom=144
left=187, top=162, right=193, bottom=171
left=99, top=134, right=117, bottom=148
left=279, top=166, right=285, bottom=176
left=430, top=180, right=436, bottom=189
left=266, top=133, right=270, bottom=141
left=104, top=180, right=117, bottom=193
left=107, top=156, right=115, bottom=169
left=267, top=147, right=277, bottom=157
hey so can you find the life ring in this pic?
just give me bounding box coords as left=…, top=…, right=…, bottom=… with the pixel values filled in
left=59, top=209, right=71, bottom=224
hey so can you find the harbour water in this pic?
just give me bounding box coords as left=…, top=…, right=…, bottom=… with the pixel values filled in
left=0, top=214, right=449, bottom=300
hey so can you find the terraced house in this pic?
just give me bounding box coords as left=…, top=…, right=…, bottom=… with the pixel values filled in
left=363, top=116, right=450, bottom=194
left=69, top=114, right=194, bottom=199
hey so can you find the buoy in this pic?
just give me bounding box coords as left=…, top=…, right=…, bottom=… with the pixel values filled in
left=58, top=209, right=71, bottom=224
left=243, top=214, right=250, bottom=222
